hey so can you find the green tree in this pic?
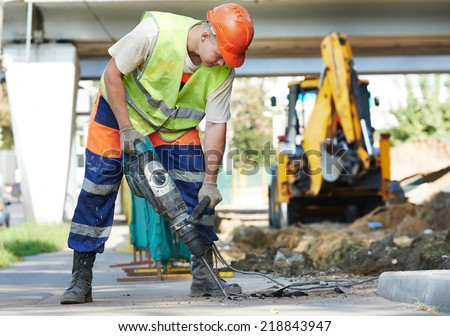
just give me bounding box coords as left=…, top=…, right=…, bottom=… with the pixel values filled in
left=386, top=74, right=450, bottom=143
left=230, top=77, right=273, bottom=170
left=0, top=83, right=14, bottom=149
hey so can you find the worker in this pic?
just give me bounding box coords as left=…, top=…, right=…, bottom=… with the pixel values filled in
left=61, top=3, right=254, bottom=304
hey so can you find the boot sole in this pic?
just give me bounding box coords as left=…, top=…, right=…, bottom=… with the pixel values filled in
left=60, top=291, right=93, bottom=304
left=190, top=288, right=227, bottom=297
left=190, top=286, right=242, bottom=297
left=60, top=297, right=93, bottom=304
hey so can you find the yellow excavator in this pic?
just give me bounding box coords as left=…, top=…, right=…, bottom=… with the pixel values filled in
left=268, top=32, right=400, bottom=228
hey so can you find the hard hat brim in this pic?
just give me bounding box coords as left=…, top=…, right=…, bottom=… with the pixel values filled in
left=221, top=50, right=245, bottom=68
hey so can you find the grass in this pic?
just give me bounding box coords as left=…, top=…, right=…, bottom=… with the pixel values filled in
left=424, top=244, right=450, bottom=260
left=0, top=222, right=70, bottom=268
left=414, top=301, right=442, bottom=314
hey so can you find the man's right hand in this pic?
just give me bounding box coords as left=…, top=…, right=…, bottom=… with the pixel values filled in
left=120, top=127, right=144, bottom=155
left=198, top=182, right=222, bottom=209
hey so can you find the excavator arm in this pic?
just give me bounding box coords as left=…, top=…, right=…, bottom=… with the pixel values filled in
left=302, top=32, right=371, bottom=196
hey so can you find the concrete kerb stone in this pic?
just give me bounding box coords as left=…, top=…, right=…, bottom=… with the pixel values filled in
left=377, top=270, right=450, bottom=310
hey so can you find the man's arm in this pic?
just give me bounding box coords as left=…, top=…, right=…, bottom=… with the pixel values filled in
left=103, top=59, right=143, bottom=154
left=198, top=121, right=226, bottom=207
left=199, top=69, right=234, bottom=208
left=103, top=59, right=133, bottom=130
left=203, top=121, right=226, bottom=183
left=104, top=17, right=155, bottom=129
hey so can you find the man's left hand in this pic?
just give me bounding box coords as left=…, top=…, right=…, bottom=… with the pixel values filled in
left=198, top=182, right=222, bottom=208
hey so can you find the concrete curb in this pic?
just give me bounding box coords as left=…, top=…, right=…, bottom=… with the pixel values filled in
left=377, top=270, right=450, bottom=310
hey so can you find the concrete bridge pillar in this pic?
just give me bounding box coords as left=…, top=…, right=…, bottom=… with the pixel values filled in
left=3, top=43, right=78, bottom=224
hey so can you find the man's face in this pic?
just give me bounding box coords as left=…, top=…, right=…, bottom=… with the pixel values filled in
left=200, top=33, right=225, bottom=67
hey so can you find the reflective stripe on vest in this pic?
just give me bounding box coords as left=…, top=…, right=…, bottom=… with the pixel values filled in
left=101, top=11, right=231, bottom=142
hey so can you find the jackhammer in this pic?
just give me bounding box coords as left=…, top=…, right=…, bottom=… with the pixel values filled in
left=123, top=139, right=230, bottom=299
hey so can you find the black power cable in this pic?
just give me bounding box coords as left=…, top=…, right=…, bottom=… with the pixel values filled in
left=211, top=243, right=379, bottom=299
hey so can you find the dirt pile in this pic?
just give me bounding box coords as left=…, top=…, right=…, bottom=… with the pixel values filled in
left=390, top=137, right=450, bottom=181
left=350, top=194, right=450, bottom=235
left=342, top=231, right=450, bottom=275
left=227, top=192, right=450, bottom=276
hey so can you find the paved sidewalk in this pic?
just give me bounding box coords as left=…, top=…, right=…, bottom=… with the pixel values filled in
left=0, top=224, right=448, bottom=316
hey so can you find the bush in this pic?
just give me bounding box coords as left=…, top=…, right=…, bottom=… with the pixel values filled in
left=383, top=75, right=450, bottom=144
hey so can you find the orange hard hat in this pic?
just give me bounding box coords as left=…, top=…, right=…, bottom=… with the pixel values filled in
left=207, top=3, right=254, bottom=68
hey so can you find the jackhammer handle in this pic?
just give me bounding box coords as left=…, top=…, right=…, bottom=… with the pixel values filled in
left=133, top=139, right=148, bottom=154
left=188, top=196, right=211, bottom=223
left=198, top=196, right=211, bottom=212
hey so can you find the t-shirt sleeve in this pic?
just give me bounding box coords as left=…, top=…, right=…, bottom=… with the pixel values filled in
left=108, top=18, right=158, bottom=75
left=205, top=68, right=235, bottom=123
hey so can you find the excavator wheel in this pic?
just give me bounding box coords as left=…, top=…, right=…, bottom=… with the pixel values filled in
left=268, top=175, right=291, bottom=228
left=343, top=204, right=358, bottom=223
left=269, top=176, right=305, bottom=228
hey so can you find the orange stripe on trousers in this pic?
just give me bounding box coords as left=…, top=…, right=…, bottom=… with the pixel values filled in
left=86, top=91, right=121, bottom=158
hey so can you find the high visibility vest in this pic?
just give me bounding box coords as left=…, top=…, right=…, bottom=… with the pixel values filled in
left=101, top=11, right=232, bottom=141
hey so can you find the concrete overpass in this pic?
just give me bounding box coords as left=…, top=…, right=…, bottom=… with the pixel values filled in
left=3, top=0, right=450, bottom=77
left=1, top=0, right=450, bottom=224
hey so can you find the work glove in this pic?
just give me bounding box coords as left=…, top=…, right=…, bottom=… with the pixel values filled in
left=198, top=182, right=222, bottom=209
left=120, top=127, right=144, bottom=155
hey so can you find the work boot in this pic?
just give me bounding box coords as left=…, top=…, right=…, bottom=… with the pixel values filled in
left=60, top=251, right=96, bottom=304
left=190, top=243, right=242, bottom=297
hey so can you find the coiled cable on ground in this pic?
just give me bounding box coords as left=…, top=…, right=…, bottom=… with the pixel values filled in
left=211, top=243, right=379, bottom=298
